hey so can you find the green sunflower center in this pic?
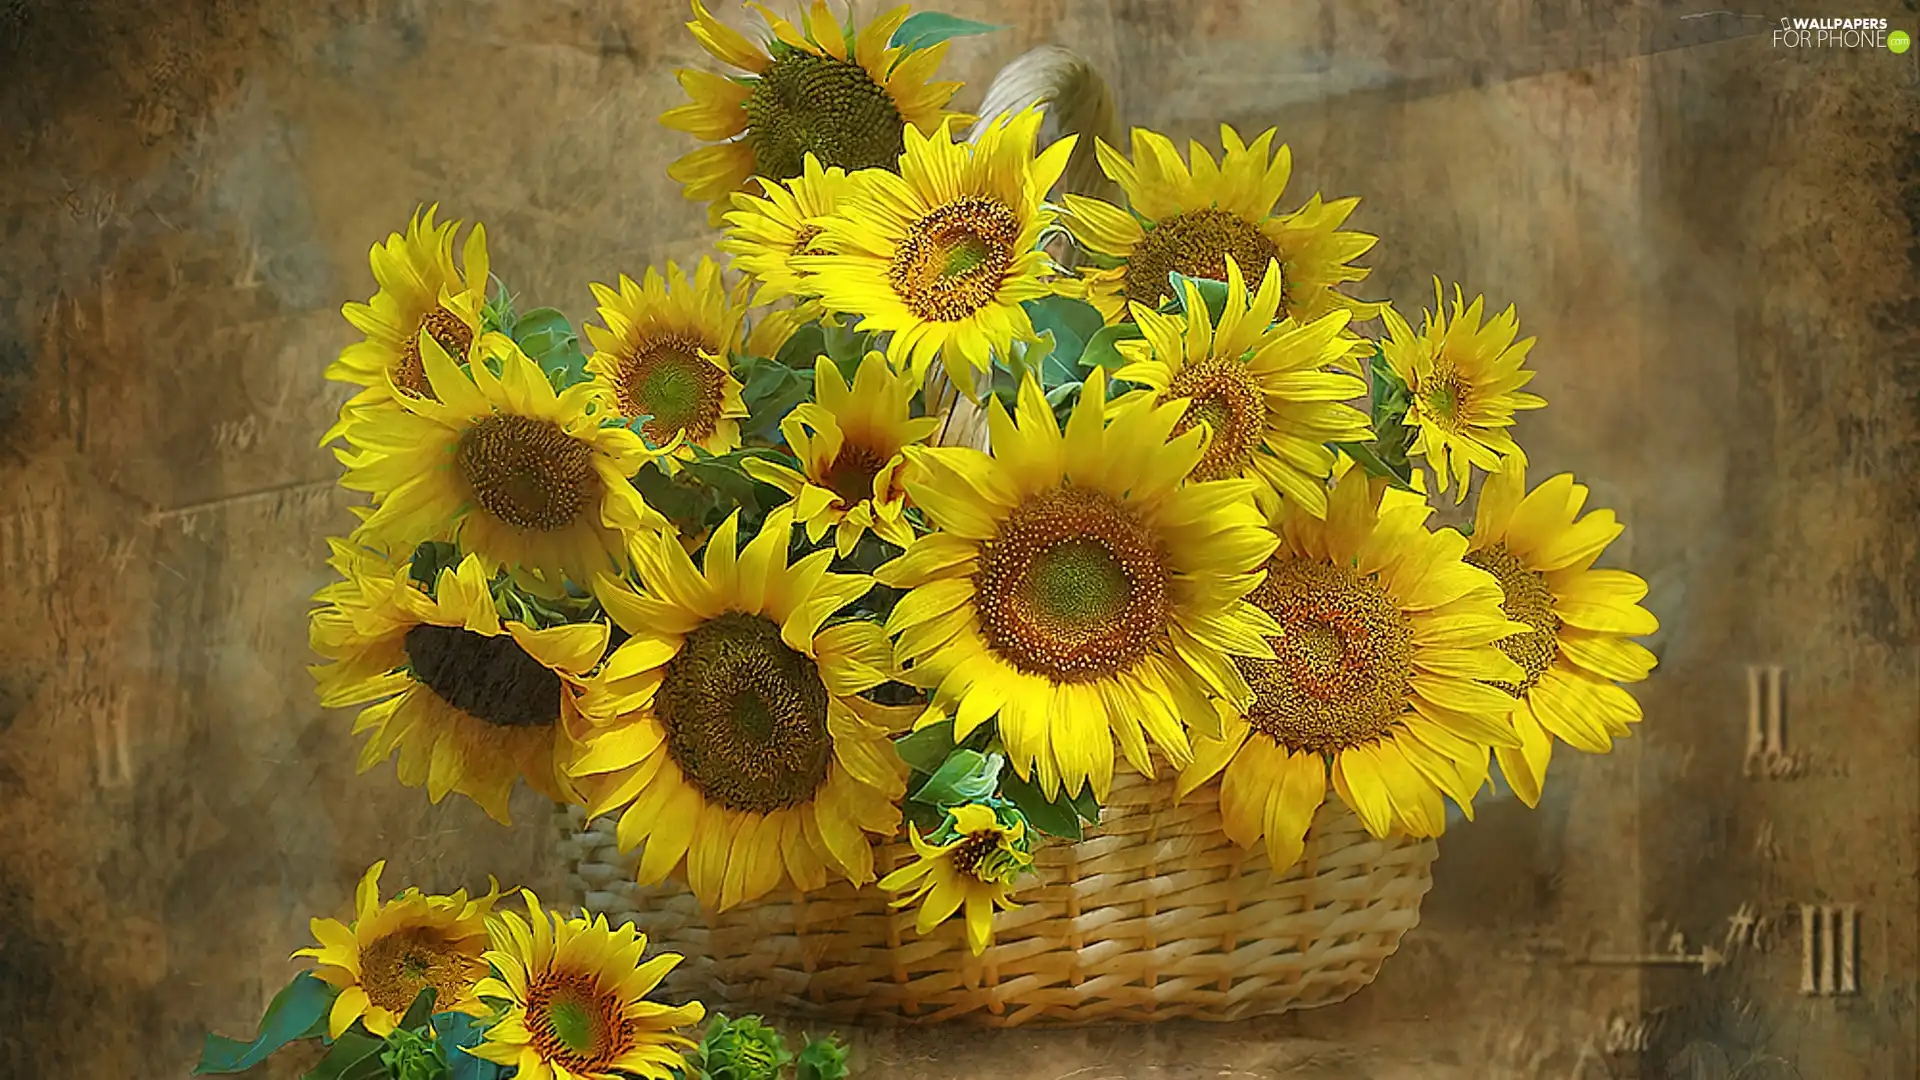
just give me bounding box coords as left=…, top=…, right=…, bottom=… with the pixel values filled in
left=527, top=969, right=626, bottom=1071
left=974, top=486, right=1171, bottom=683
left=357, top=927, right=475, bottom=1017
left=821, top=441, right=888, bottom=507
left=1121, top=208, right=1281, bottom=310
left=746, top=50, right=907, bottom=181
left=394, top=307, right=475, bottom=399
left=1237, top=556, right=1416, bottom=754
left=457, top=414, right=600, bottom=532
left=1166, top=359, right=1267, bottom=481
left=618, top=336, right=725, bottom=445
left=404, top=624, right=562, bottom=729
left=1420, top=362, right=1471, bottom=431
left=1464, top=542, right=1558, bottom=695
left=656, top=611, right=833, bottom=814
left=888, top=195, right=1022, bottom=323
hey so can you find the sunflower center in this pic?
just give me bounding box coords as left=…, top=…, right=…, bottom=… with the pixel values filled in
left=745, top=51, right=907, bottom=181
left=888, top=196, right=1022, bottom=323
left=1166, top=359, right=1267, bottom=480
left=617, top=336, right=725, bottom=445
left=457, top=415, right=600, bottom=533
left=822, top=441, right=888, bottom=507
left=1121, top=208, right=1281, bottom=310
left=789, top=223, right=830, bottom=278
left=357, top=927, right=475, bottom=1017
left=527, top=969, right=626, bottom=1070
left=1421, top=363, right=1470, bottom=431
left=973, top=486, right=1170, bottom=683
left=1464, top=542, right=1558, bottom=695
left=1237, top=556, right=1416, bottom=754
left=656, top=611, right=832, bottom=814
left=404, top=624, right=562, bottom=728
left=394, top=307, right=475, bottom=399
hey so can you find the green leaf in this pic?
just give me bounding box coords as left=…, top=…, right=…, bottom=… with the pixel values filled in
left=893, top=720, right=957, bottom=773
left=407, top=541, right=462, bottom=592
left=1165, top=272, right=1230, bottom=323
left=1068, top=783, right=1102, bottom=826
left=676, top=447, right=789, bottom=512
left=195, top=973, right=338, bottom=1074
left=773, top=323, right=827, bottom=369
left=431, top=1014, right=505, bottom=1080
left=998, top=770, right=1087, bottom=840
left=511, top=306, right=591, bottom=390
left=910, top=749, right=1002, bottom=807
left=397, top=988, right=437, bottom=1032
left=1078, top=322, right=1144, bottom=373
left=381, top=1025, right=449, bottom=1080
left=301, top=1031, right=386, bottom=1080
left=795, top=1035, right=852, bottom=1080
left=1022, top=296, right=1104, bottom=377
left=1332, top=439, right=1418, bottom=491
left=889, top=12, right=1003, bottom=52
left=736, top=357, right=813, bottom=445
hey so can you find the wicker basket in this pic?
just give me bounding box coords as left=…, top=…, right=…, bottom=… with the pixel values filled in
left=556, top=768, right=1436, bottom=1027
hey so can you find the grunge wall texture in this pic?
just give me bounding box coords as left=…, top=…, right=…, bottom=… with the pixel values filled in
left=0, top=1, right=1914, bottom=1077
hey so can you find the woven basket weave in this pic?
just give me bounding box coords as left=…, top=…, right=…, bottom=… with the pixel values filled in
left=556, top=769, right=1436, bottom=1027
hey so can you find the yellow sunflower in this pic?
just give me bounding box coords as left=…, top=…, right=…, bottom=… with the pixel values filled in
left=662, top=0, right=970, bottom=226
left=293, top=861, right=499, bottom=1039
left=1465, top=456, right=1659, bottom=806
left=797, top=108, right=1075, bottom=398
left=309, top=551, right=609, bottom=825
left=1380, top=280, right=1548, bottom=502
left=473, top=889, right=704, bottom=1080
left=326, top=205, right=490, bottom=409
left=878, top=802, right=1034, bottom=955
left=584, top=259, right=749, bottom=460
left=569, top=506, right=908, bottom=912
left=719, top=151, right=853, bottom=309
left=1175, top=462, right=1532, bottom=873
left=741, top=351, right=939, bottom=554
left=877, top=368, right=1281, bottom=803
left=334, top=332, right=671, bottom=593
left=1113, top=257, right=1372, bottom=518
left=1061, top=126, right=1384, bottom=329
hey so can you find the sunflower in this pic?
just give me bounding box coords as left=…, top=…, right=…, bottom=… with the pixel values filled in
left=309, top=551, right=609, bottom=825
left=1113, top=257, right=1372, bottom=518
left=1175, top=461, right=1533, bottom=873
left=1464, top=456, right=1659, bottom=806
left=334, top=332, right=671, bottom=593
left=877, top=367, right=1280, bottom=803
left=1061, top=126, right=1383, bottom=330
left=583, top=259, right=749, bottom=460
left=326, top=205, right=490, bottom=411
left=719, top=151, right=854, bottom=310
left=878, top=802, right=1034, bottom=955
left=662, top=0, right=970, bottom=226
left=473, top=889, right=704, bottom=1080
left=568, top=506, right=908, bottom=912
left=1380, top=280, right=1548, bottom=502
left=796, top=108, right=1073, bottom=398
left=741, top=351, right=939, bottom=554
left=293, top=861, right=499, bottom=1039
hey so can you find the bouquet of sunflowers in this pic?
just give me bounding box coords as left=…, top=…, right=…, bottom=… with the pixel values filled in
left=203, top=0, right=1665, bottom=1064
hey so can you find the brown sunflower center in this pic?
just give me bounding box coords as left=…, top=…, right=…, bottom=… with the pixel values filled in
left=616, top=336, right=725, bottom=445
left=821, top=441, right=888, bottom=507
left=457, top=414, right=600, bottom=532
left=1237, top=556, right=1416, bottom=754
left=526, top=968, right=629, bottom=1071
left=1166, top=359, right=1267, bottom=480
left=357, top=927, right=478, bottom=1017
left=656, top=611, right=832, bottom=814
left=888, top=196, right=1022, bottom=323
left=1420, top=362, right=1470, bottom=432
left=1464, top=542, right=1557, bottom=695
left=1121, top=208, right=1281, bottom=310
left=949, top=832, right=1000, bottom=878
left=394, top=308, right=475, bottom=398
left=790, top=224, right=829, bottom=260
left=973, top=486, right=1170, bottom=683
left=745, top=50, right=907, bottom=181
left=404, top=623, right=562, bottom=728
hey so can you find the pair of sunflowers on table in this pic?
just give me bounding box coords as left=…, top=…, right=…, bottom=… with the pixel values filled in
left=289, top=3, right=1660, bottom=1077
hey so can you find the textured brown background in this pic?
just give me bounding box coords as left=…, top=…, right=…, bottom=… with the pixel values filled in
left=0, top=1, right=1915, bottom=1077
